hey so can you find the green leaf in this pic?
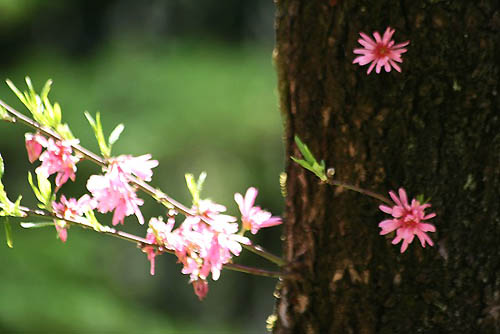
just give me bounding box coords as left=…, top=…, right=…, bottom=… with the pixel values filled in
left=4, top=217, right=13, bottom=248
left=0, top=105, right=12, bottom=122
left=85, top=111, right=110, bottom=157
left=291, top=157, right=312, bottom=171
left=0, top=154, right=4, bottom=180
left=28, top=172, right=43, bottom=204
left=84, top=210, right=103, bottom=232
left=20, top=222, right=54, bottom=229
left=185, top=173, right=198, bottom=205
left=84, top=111, right=96, bottom=127
left=196, top=172, right=207, bottom=194
left=6, top=79, right=28, bottom=106
left=40, top=79, right=53, bottom=101
left=294, top=136, right=315, bottom=164
left=28, top=172, right=51, bottom=208
left=37, top=173, right=52, bottom=204
left=291, top=136, right=327, bottom=182
left=108, top=124, right=124, bottom=146
left=185, top=172, right=207, bottom=206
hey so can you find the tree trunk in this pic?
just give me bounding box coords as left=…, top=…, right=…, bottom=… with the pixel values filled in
left=273, top=1, right=500, bottom=333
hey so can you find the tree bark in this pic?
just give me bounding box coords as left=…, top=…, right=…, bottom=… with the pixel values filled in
left=273, top=1, right=500, bottom=333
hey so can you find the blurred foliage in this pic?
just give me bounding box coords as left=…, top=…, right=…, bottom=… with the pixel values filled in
left=0, top=8, right=282, bottom=333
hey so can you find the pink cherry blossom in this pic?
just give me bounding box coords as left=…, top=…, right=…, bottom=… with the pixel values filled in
left=55, top=223, right=67, bottom=242
left=192, top=279, right=209, bottom=301
left=36, top=138, right=80, bottom=188
left=144, top=230, right=157, bottom=275
left=113, top=154, right=159, bottom=182
left=86, top=154, right=157, bottom=226
left=353, top=27, right=409, bottom=74
left=144, top=200, right=250, bottom=300
left=87, top=164, right=144, bottom=226
left=378, top=188, right=436, bottom=253
left=52, top=194, right=96, bottom=242
left=25, top=133, right=47, bottom=163
left=234, top=187, right=282, bottom=234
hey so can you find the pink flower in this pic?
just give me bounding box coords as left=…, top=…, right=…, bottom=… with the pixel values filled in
left=144, top=231, right=157, bottom=275
left=36, top=138, right=80, bottom=188
left=234, top=187, right=282, bottom=234
left=143, top=217, right=177, bottom=275
left=55, top=223, right=67, bottom=242
left=192, top=279, right=209, bottom=301
left=87, top=165, right=144, bottom=225
left=52, top=194, right=95, bottom=242
left=353, top=27, right=409, bottom=74
left=25, top=133, right=47, bottom=163
left=113, top=154, right=159, bottom=182
left=378, top=188, right=436, bottom=253
left=144, top=200, right=250, bottom=300
left=87, top=154, right=157, bottom=226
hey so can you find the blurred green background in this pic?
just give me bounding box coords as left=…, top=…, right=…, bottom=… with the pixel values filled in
left=0, top=1, right=284, bottom=333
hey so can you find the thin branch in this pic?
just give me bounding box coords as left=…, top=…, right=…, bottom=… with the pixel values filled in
left=243, top=244, right=285, bottom=267
left=223, top=263, right=287, bottom=279
left=5, top=205, right=287, bottom=279
left=0, top=99, right=194, bottom=217
left=0, top=99, right=286, bottom=266
left=326, top=179, right=393, bottom=205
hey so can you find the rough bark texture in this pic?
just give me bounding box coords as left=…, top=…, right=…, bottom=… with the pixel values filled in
left=273, top=1, right=500, bottom=333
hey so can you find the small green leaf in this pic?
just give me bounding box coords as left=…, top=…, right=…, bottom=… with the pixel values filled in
left=291, top=157, right=312, bottom=171
left=84, top=111, right=96, bottom=128
left=53, top=102, right=61, bottom=125
left=0, top=105, right=13, bottom=122
left=0, top=154, right=4, bottom=180
left=28, top=172, right=44, bottom=205
left=292, top=136, right=327, bottom=182
left=4, top=217, right=13, bottom=248
left=40, top=79, right=53, bottom=100
left=85, top=112, right=110, bottom=157
left=37, top=173, right=52, bottom=204
left=185, top=173, right=198, bottom=204
left=108, top=124, right=124, bottom=146
left=294, top=136, right=315, bottom=164
left=84, top=210, right=103, bottom=232
left=6, top=79, right=28, bottom=106
left=25, top=76, right=34, bottom=92
left=196, top=172, right=207, bottom=194
left=20, top=222, right=54, bottom=229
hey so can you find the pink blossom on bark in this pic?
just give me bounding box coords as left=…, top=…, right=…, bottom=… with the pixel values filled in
left=378, top=188, right=436, bottom=253
left=25, top=133, right=47, bottom=163
left=36, top=138, right=80, bottom=188
left=234, top=187, right=282, bottom=234
left=353, top=27, right=409, bottom=74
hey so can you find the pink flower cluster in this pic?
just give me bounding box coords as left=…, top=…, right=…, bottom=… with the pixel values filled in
left=378, top=188, right=436, bottom=253
left=353, top=27, right=409, bottom=74
left=52, top=194, right=95, bottom=242
left=25, top=133, right=80, bottom=188
left=144, top=188, right=282, bottom=300
left=87, top=154, right=158, bottom=226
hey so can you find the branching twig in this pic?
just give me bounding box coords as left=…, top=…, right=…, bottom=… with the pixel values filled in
left=2, top=204, right=287, bottom=279
left=0, top=99, right=286, bottom=267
